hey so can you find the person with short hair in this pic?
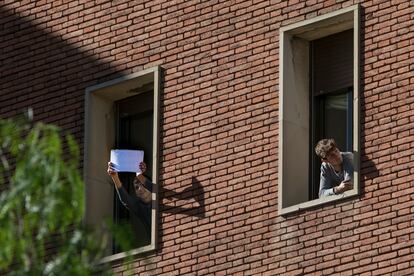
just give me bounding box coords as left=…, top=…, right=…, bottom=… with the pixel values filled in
left=315, top=138, right=353, bottom=197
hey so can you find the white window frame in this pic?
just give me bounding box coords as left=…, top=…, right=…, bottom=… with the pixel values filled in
left=278, top=5, right=360, bottom=215
left=84, top=66, right=161, bottom=261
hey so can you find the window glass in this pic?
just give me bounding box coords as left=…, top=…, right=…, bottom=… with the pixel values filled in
left=310, top=89, right=353, bottom=199
left=323, top=92, right=353, bottom=151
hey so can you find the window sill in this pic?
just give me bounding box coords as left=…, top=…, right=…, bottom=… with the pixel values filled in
left=99, top=244, right=156, bottom=264
left=278, top=188, right=359, bottom=216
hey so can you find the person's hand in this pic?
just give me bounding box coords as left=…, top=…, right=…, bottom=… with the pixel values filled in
left=107, top=162, right=122, bottom=188
left=139, top=162, right=147, bottom=175
left=136, top=162, right=147, bottom=184
left=335, top=179, right=353, bottom=194
left=107, top=162, right=118, bottom=177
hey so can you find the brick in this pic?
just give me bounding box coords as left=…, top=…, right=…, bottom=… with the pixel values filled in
left=2, top=0, right=414, bottom=275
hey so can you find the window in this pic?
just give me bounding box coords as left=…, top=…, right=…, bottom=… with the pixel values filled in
left=278, top=6, right=360, bottom=215
left=310, top=30, right=354, bottom=200
left=113, top=92, right=154, bottom=252
left=84, top=66, right=161, bottom=260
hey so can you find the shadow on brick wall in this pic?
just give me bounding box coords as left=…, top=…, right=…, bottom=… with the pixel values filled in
left=0, top=6, right=124, bottom=126
left=1, top=5, right=207, bottom=257
left=156, top=176, right=205, bottom=252
left=161, top=176, right=206, bottom=218
left=359, top=6, right=379, bottom=198
left=359, top=157, right=378, bottom=196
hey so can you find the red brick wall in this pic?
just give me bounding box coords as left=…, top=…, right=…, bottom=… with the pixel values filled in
left=1, top=0, right=414, bottom=275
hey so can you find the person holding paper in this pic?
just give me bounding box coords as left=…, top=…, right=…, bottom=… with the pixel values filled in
left=315, top=138, right=354, bottom=197
left=107, top=161, right=152, bottom=237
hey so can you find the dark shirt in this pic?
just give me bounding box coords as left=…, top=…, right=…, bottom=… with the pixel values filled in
left=117, top=178, right=153, bottom=236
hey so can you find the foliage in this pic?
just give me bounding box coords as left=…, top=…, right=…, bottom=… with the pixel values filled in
left=0, top=118, right=109, bottom=275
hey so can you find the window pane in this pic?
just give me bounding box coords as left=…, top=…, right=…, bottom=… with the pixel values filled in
left=311, top=89, right=353, bottom=199
left=324, top=93, right=348, bottom=151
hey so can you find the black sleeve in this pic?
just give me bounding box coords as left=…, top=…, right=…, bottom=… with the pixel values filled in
left=116, top=185, right=152, bottom=231
left=118, top=187, right=141, bottom=215
left=143, top=177, right=153, bottom=192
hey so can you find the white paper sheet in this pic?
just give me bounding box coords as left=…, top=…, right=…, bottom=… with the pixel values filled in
left=110, top=149, right=144, bottom=173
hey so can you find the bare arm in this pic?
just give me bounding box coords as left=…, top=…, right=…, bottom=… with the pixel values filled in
left=107, top=162, right=122, bottom=188
left=108, top=161, right=140, bottom=210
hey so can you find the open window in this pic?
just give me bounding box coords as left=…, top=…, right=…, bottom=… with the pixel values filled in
left=84, top=66, right=161, bottom=260
left=310, top=30, right=354, bottom=200
left=278, top=6, right=360, bottom=215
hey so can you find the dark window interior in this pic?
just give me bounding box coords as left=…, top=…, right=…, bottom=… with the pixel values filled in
left=113, top=90, right=153, bottom=253
left=310, top=29, right=354, bottom=200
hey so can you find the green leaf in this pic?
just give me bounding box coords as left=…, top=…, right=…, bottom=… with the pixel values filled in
left=0, top=118, right=112, bottom=274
